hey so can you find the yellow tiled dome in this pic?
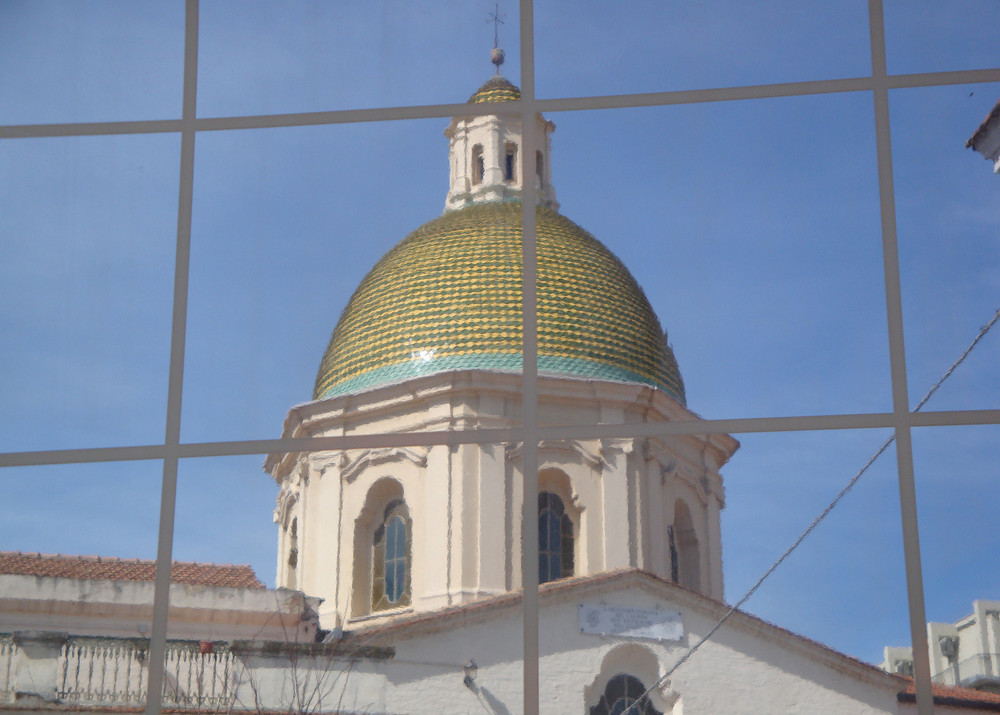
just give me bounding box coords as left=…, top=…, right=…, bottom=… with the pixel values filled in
left=314, top=202, right=685, bottom=403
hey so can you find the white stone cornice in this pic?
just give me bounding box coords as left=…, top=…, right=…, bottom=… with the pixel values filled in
left=506, top=439, right=607, bottom=471
left=644, top=441, right=679, bottom=480
left=339, top=446, right=429, bottom=483
left=676, top=464, right=712, bottom=507
left=311, top=452, right=342, bottom=477
left=600, top=437, right=638, bottom=458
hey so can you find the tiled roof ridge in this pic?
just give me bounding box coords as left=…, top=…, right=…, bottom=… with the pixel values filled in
left=899, top=678, right=1000, bottom=709
left=349, top=567, right=901, bottom=688
left=2, top=550, right=253, bottom=569
left=0, top=551, right=265, bottom=590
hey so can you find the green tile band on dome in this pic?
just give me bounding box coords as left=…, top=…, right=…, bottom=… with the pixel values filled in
left=314, top=202, right=686, bottom=404
left=469, top=76, right=521, bottom=104
left=323, top=354, right=671, bottom=399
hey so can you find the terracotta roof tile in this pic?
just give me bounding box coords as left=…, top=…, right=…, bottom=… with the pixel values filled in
left=899, top=680, right=1000, bottom=710
left=0, top=551, right=264, bottom=589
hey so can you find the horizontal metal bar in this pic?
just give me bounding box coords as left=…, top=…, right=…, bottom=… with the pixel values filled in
left=4, top=67, right=996, bottom=140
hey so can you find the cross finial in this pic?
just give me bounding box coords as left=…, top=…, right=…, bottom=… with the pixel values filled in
left=488, top=2, right=505, bottom=73
left=489, top=2, right=504, bottom=49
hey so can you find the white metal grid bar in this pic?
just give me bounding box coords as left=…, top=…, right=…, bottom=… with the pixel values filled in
left=867, top=2, right=932, bottom=711
left=519, top=2, right=540, bottom=712
left=3, top=408, right=1000, bottom=470
left=144, top=1, right=199, bottom=713
left=5, top=70, right=999, bottom=141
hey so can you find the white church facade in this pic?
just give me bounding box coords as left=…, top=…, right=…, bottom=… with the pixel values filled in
left=2, top=74, right=999, bottom=714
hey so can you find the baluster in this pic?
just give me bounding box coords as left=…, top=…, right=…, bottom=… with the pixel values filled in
left=173, top=647, right=184, bottom=705
left=111, top=645, right=122, bottom=703
left=214, top=651, right=225, bottom=707
left=194, top=650, right=204, bottom=707
left=207, top=651, right=217, bottom=704
left=111, top=644, right=120, bottom=702
left=123, top=645, right=132, bottom=703
left=103, top=644, right=112, bottom=702
left=184, top=648, right=193, bottom=705
left=138, top=645, right=147, bottom=704
left=71, top=644, right=82, bottom=700
left=162, top=647, right=173, bottom=705
left=57, top=642, right=68, bottom=699
left=96, top=645, right=106, bottom=702
left=85, top=644, right=96, bottom=701
left=90, top=644, right=100, bottom=702
left=2, top=640, right=14, bottom=698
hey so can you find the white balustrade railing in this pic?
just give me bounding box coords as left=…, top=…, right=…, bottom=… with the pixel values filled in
left=56, top=639, right=237, bottom=708
left=0, top=634, right=382, bottom=710
left=162, top=643, right=237, bottom=708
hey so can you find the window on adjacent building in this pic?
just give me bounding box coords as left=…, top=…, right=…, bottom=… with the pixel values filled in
left=538, top=491, right=573, bottom=584
left=590, top=673, right=663, bottom=715
left=372, top=499, right=411, bottom=611
left=535, top=149, right=544, bottom=185
left=472, top=144, right=484, bottom=185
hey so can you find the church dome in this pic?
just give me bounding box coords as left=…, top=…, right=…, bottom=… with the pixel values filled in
left=313, top=201, right=686, bottom=404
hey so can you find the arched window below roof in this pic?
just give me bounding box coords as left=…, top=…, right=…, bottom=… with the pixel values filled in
left=670, top=499, right=701, bottom=593
left=372, top=499, right=411, bottom=611
left=538, top=491, right=573, bottom=584
left=590, top=674, right=663, bottom=715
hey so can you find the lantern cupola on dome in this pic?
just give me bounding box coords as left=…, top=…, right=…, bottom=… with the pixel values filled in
left=444, top=75, right=558, bottom=212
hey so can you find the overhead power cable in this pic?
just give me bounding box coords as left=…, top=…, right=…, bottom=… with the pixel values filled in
left=623, top=307, right=1000, bottom=714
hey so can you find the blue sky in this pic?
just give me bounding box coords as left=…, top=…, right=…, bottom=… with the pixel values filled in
left=1, top=1, right=998, bottom=668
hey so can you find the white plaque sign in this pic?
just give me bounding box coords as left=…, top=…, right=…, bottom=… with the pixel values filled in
left=578, top=603, right=683, bottom=642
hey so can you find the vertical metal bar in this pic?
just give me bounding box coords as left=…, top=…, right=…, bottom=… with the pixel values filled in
left=146, top=1, right=198, bottom=714
left=867, top=2, right=933, bottom=712
left=519, top=1, right=539, bottom=713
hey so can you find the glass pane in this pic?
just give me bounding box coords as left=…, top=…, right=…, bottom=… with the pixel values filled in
left=538, top=427, right=908, bottom=712
left=174, top=456, right=276, bottom=587
left=0, top=1, right=184, bottom=124
left=537, top=94, right=887, bottom=425
left=894, top=83, right=1000, bottom=413
left=724, top=430, right=909, bottom=665
left=0, top=461, right=163, bottom=709
left=183, top=116, right=525, bottom=443
left=0, top=134, right=178, bottom=452
left=197, top=0, right=522, bottom=117
left=0, top=461, right=162, bottom=708
left=884, top=0, right=1000, bottom=76
left=170, top=442, right=522, bottom=711
left=912, top=425, right=1000, bottom=687
left=0, top=461, right=161, bottom=558
left=536, top=1, right=870, bottom=99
